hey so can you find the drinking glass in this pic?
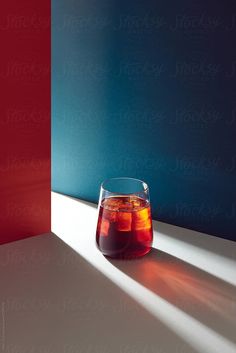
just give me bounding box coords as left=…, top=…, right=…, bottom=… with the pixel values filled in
left=96, top=177, right=153, bottom=259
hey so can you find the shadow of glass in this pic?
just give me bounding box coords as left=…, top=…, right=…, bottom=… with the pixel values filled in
left=108, top=247, right=236, bottom=345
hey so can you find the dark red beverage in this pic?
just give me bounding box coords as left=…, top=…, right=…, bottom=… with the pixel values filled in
left=96, top=196, right=153, bottom=259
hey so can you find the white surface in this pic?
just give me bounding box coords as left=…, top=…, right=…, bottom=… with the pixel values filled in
left=0, top=192, right=235, bottom=353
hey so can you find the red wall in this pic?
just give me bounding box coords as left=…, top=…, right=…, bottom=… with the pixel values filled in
left=0, top=1, right=51, bottom=244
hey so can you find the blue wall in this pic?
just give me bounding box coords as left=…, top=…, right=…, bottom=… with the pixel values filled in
left=52, top=0, right=236, bottom=241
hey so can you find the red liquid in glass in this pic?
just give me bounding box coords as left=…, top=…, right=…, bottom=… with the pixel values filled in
left=96, top=196, right=153, bottom=259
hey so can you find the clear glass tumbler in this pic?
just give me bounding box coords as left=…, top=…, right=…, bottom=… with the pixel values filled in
left=96, top=177, right=153, bottom=259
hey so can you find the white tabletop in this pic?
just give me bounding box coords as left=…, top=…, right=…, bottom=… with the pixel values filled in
left=0, top=192, right=235, bottom=353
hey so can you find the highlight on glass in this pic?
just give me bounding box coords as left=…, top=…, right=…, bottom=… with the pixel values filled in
left=96, top=177, right=153, bottom=259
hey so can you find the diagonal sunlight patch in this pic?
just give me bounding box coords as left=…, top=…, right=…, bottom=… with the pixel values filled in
left=52, top=191, right=236, bottom=286
left=52, top=192, right=236, bottom=353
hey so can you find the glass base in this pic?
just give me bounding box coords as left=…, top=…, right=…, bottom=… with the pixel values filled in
left=101, top=246, right=152, bottom=260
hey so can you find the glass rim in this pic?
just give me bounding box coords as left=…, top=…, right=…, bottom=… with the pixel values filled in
left=101, top=177, right=149, bottom=195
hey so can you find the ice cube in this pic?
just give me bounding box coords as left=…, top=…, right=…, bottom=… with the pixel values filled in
left=104, top=197, right=122, bottom=212
left=136, top=229, right=152, bottom=243
left=133, top=207, right=152, bottom=230
left=100, top=219, right=110, bottom=236
left=103, top=209, right=117, bottom=222
left=117, top=212, right=132, bottom=232
left=130, top=196, right=142, bottom=209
